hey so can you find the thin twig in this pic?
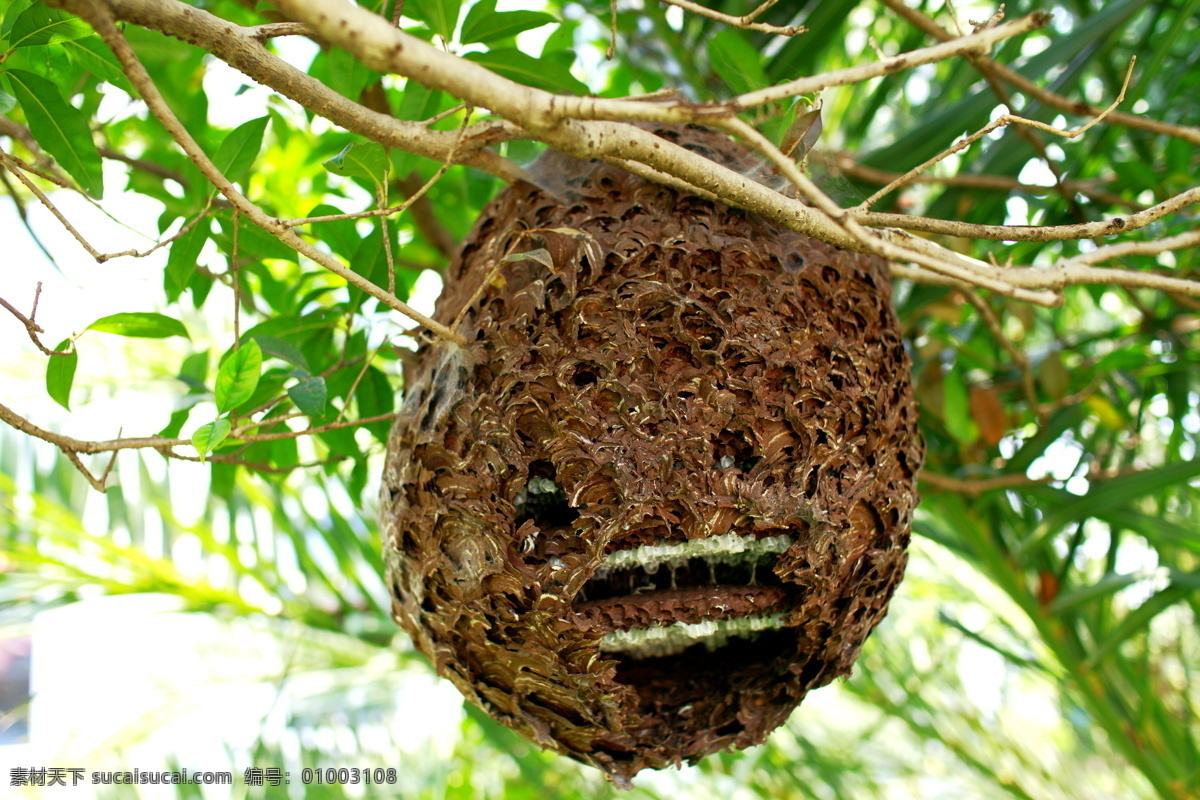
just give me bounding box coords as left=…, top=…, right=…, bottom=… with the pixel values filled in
left=660, top=0, right=805, bottom=35
left=879, top=0, right=1200, bottom=146
left=855, top=59, right=1135, bottom=211
left=959, top=288, right=1040, bottom=420
left=0, top=288, right=73, bottom=356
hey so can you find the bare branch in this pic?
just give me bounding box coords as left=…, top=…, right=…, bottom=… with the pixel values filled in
left=0, top=284, right=73, bottom=356
left=660, top=0, right=806, bottom=36
left=816, top=151, right=1142, bottom=211
left=856, top=58, right=1134, bottom=211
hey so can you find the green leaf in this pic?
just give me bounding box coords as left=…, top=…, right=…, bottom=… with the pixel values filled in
left=192, top=417, right=232, bottom=461
left=942, top=372, right=979, bottom=445
left=215, top=339, right=263, bottom=414
left=212, top=115, right=268, bottom=185
left=87, top=312, right=190, bottom=339
left=165, top=220, right=210, bottom=302
left=288, top=376, right=327, bottom=416
left=1, top=0, right=34, bottom=38
left=463, top=49, right=588, bottom=95
left=45, top=339, right=77, bottom=410
left=323, top=142, right=389, bottom=193
left=707, top=30, right=768, bottom=96
left=406, top=0, right=462, bottom=41
left=461, top=0, right=555, bottom=45
left=0, top=89, right=14, bottom=115
left=61, top=36, right=132, bottom=92
left=1020, top=458, right=1200, bottom=555
left=355, top=366, right=394, bottom=444
left=251, top=335, right=312, bottom=374
left=396, top=81, right=444, bottom=122
left=6, top=69, right=103, bottom=198
left=326, top=47, right=377, bottom=101
left=8, top=3, right=93, bottom=48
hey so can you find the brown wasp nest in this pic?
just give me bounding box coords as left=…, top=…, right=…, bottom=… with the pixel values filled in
left=379, top=125, right=922, bottom=785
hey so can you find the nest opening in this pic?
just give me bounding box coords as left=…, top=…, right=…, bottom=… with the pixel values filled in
left=514, top=461, right=579, bottom=533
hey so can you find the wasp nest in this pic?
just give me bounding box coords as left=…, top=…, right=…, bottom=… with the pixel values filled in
left=380, top=125, right=923, bottom=784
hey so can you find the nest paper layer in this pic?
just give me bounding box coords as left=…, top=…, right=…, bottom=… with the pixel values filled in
left=380, top=125, right=923, bottom=783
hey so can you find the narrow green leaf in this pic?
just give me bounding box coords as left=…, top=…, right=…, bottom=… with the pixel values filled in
left=406, top=0, right=462, bottom=41
left=323, top=142, right=389, bottom=193
left=1047, top=572, right=1143, bottom=614
left=8, top=4, right=93, bottom=48
left=215, top=339, right=263, bottom=414
left=288, top=376, right=327, bottom=416
left=251, top=335, right=311, bottom=373
left=1020, top=457, right=1200, bottom=554
left=461, top=0, right=555, bottom=44
left=707, top=30, right=769, bottom=96
left=45, top=338, right=77, bottom=410
left=191, top=417, right=232, bottom=461
left=6, top=69, right=103, bottom=198
left=1081, top=583, right=1193, bottom=670
left=212, top=115, right=268, bottom=185
left=87, top=312, right=189, bottom=339
left=165, top=221, right=210, bottom=301
left=463, top=49, right=588, bottom=95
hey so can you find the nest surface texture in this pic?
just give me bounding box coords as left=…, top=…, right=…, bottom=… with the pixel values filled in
left=380, top=125, right=923, bottom=783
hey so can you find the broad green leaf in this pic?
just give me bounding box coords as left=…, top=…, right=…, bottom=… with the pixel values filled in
left=212, top=115, right=268, bottom=185
left=396, top=81, right=443, bottom=122
left=252, top=335, right=312, bottom=374
left=288, top=376, right=327, bottom=416
left=165, top=220, right=210, bottom=301
left=192, top=417, right=232, bottom=461
left=1, top=0, right=34, bottom=38
left=461, top=0, right=555, bottom=45
left=45, top=339, right=77, bottom=410
left=707, top=30, right=768, bottom=96
left=0, top=89, right=14, bottom=115
left=8, top=3, right=92, bottom=48
left=62, top=36, right=132, bottom=92
left=406, top=0, right=461, bottom=41
left=323, top=142, right=389, bottom=193
left=88, top=312, right=190, bottom=339
left=6, top=69, right=103, bottom=198
left=326, top=47, right=377, bottom=102
left=215, top=339, right=263, bottom=414
left=463, top=49, right=588, bottom=96
left=301, top=203, right=360, bottom=260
